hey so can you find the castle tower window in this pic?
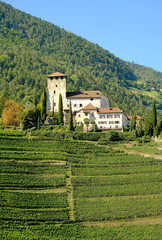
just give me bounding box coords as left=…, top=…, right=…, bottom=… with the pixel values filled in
left=56, top=85, right=57, bottom=87
left=54, top=90, right=56, bottom=94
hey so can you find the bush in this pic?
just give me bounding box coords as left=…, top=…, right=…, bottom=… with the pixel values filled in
left=138, top=135, right=151, bottom=143
left=98, top=131, right=124, bottom=145
left=72, top=132, right=103, bottom=141
left=121, top=130, right=137, bottom=141
left=74, top=125, right=83, bottom=132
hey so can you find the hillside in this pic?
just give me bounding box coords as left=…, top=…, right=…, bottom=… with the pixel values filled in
left=0, top=130, right=162, bottom=239
left=1, top=1, right=162, bottom=115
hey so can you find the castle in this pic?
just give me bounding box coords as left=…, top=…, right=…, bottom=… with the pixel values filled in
left=47, top=72, right=128, bottom=131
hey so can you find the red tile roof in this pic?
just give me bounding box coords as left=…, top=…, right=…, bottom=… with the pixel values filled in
left=48, top=72, right=67, bottom=77
left=67, top=91, right=104, bottom=99
left=98, top=107, right=123, bottom=114
left=127, top=115, right=142, bottom=120
left=82, top=103, right=97, bottom=110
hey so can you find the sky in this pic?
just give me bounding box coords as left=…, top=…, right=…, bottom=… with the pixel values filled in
left=3, top=0, right=162, bottom=72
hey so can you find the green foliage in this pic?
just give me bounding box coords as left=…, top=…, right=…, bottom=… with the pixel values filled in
left=74, top=125, right=83, bottom=132
left=75, top=195, right=162, bottom=221
left=0, top=90, right=8, bottom=117
left=40, top=87, right=47, bottom=122
left=151, top=101, right=157, bottom=127
left=130, top=113, right=136, bottom=130
left=20, top=107, right=40, bottom=130
left=68, top=101, right=74, bottom=131
left=121, top=130, right=137, bottom=141
left=33, top=91, right=37, bottom=107
left=138, top=135, right=151, bottom=143
left=1, top=191, right=68, bottom=208
left=137, top=119, right=144, bottom=137
left=0, top=1, right=162, bottom=117
left=0, top=124, right=162, bottom=239
left=58, top=94, right=64, bottom=125
left=98, top=131, right=124, bottom=144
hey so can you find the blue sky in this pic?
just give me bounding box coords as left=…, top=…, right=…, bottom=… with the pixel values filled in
left=3, top=0, right=162, bottom=72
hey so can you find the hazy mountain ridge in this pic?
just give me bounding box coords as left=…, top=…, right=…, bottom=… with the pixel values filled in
left=1, top=1, right=162, bottom=115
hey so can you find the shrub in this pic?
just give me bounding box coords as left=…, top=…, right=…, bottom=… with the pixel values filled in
left=98, top=131, right=124, bottom=144
left=72, top=132, right=103, bottom=141
left=138, top=135, right=151, bottom=143
left=121, top=130, right=137, bottom=141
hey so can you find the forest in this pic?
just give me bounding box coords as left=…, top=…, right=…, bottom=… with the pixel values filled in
left=1, top=1, right=162, bottom=116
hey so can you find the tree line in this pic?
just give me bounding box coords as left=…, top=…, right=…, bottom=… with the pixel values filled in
left=0, top=87, right=161, bottom=137
left=0, top=89, right=74, bottom=132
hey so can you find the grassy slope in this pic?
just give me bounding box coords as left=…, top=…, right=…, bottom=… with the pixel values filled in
left=0, top=130, right=162, bottom=239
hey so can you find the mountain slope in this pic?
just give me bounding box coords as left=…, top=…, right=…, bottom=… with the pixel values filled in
left=0, top=1, right=162, bottom=115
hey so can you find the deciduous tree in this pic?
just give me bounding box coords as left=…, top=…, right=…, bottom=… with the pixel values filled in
left=2, top=100, right=23, bottom=126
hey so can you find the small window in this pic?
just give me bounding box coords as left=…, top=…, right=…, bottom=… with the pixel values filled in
left=79, top=104, right=82, bottom=107
left=74, top=104, right=77, bottom=108
left=90, top=98, right=93, bottom=101
left=54, top=90, right=56, bottom=94
left=115, top=121, right=119, bottom=124
left=56, top=85, right=57, bottom=87
left=85, top=113, right=88, bottom=116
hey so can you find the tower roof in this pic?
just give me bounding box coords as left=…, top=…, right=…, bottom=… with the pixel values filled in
left=48, top=72, right=67, bottom=77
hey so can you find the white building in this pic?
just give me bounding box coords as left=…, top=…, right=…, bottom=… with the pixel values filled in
left=66, top=90, right=109, bottom=111
left=47, top=72, right=127, bottom=131
left=75, top=103, right=128, bottom=131
left=47, top=72, right=109, bottom=112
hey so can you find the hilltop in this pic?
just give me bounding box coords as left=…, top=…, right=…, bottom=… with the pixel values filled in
left=1, top=1, right=162, bottom=115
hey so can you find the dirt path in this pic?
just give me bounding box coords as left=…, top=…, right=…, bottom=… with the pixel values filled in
left=112, top=146, right=162, bottom=160
left=82, top=215, right=162, bottom=226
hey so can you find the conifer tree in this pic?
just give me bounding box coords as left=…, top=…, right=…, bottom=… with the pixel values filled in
left=151, top=101, right=157, bottom=128
left=41, top=87, right=47, bottom=122
left=144, top=117, right=152, bottom=136
left=150, top=101, right=157, bottom=136
left=58, top=94, right=64, bottom=125
left=130, top=113, right=136, bottom=131
left=137, top=119, right=144, bottom=137
left=68, top=101, right=74, bottom=131
left=33, top=91, right=37, bottom=107
left=157, top=119, right=162, bottom=135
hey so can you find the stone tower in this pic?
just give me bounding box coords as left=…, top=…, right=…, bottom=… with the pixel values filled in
left=47, top=72, right=67, bottom=112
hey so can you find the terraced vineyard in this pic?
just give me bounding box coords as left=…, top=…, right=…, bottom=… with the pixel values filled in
left=0, top=130, right=162, bottom=239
